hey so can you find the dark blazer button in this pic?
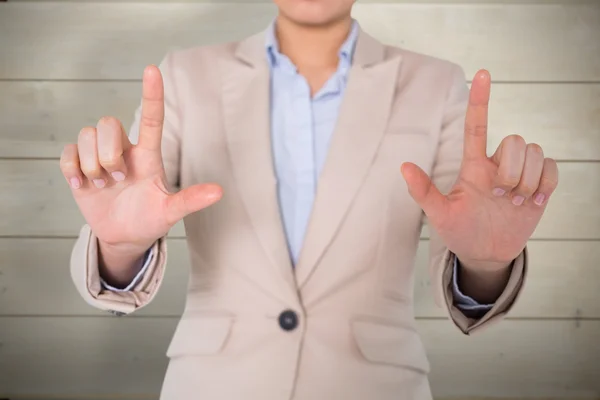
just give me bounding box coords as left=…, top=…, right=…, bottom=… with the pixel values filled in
left=278, top=310, right=299, bottom=331
left=108, top=310, right=125, bottom=317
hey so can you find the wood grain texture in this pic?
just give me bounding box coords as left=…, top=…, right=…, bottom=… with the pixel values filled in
left=1, top=81, right=599, bottom=160
left=1, top=2, right=599, bottom=399
left=3, top=396, right=597, bottom=400
left=0, top=3, right=598, bottom=80
left=0, top=317, right=598, bottom=398
left=0, top=238, right=598, bottom=318
left=1, top=398, right=596, bottom=400
left=0, top=160, right=597, bottom=238
left=6, top=0, right=600, bottom=3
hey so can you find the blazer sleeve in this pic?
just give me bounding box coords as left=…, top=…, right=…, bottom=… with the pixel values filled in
left=426, top=64, right=528, bottom=335
left=70, top=52, right=180, bottom=315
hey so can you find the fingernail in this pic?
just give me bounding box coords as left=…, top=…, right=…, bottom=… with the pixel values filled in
left=492, top=188, right=505, bottom=197
left=70, top=177, right=81, bottom=189
left=512, top=196, right=525, bottom=206
left=534, top=193, right=546, bottom=206
left=93, top=179, right=105, bottom=188
left=111, top=171, right=125, bottom=182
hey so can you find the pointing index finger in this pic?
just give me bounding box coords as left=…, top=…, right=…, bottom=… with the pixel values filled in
left=463, top=69, right=491, bottom=161
left=137, top=65, right=165, bottom=152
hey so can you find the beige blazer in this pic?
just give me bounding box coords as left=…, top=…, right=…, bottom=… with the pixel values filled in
left=70, top=27, right=527, bottom=400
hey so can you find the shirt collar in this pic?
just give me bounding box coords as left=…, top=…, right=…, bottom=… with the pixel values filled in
left=265, top=19, right=359, bottom=70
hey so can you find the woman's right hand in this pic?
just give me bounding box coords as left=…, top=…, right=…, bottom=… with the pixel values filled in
left=59, top=65, right=222, bottom=279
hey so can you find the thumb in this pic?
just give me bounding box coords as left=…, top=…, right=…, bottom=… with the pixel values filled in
left=400, top=162, right=447, bottom=219
left=164, top=183, right=223, bottom=225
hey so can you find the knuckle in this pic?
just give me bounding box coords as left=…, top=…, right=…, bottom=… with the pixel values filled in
left=80, top=167, right=100, bottom=178
left=78, top=126, right=96, bottom=140
left=475, top=125, right=488, bottom=137
left=541, top=158, right=559, bottom=186
left=140, top=115, right=163, bottom=129
left=544, top=157, right=558, bottom=170
left=497, top=174, right=520, bottom=188
left=465, top=124, right=487, bottom=138
left=540, top=174, right=559, bottom=189
left=98, top=116, right=123, bottom=134
left=98, top=155, right=121, bottom=169
left=60, top=143, right=76, bottom=158
left=507, top=134, right=525, bottom=145
left=60, top=145, right=79, bottom=169
left=79, top=160, right=100, bottom=177
left=516, top=182, right=537, bottom=196
left=527, top=143, right=544, bottom=156
left=60, top=158, right=79, bottom=171
left=99, top=116, right=120, bottom=126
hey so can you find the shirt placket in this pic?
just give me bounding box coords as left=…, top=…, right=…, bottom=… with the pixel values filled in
left=288, top=74, right=316, bottom=265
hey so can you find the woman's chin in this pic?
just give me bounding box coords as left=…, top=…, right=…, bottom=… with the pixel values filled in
left=275, top=0, right=351, bottom=27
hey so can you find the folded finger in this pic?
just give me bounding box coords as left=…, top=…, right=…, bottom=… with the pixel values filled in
left=97, top=116, right=129, bottom=182
left=78, top=126, right=106, bottom=188
left=60, top=144, right=83, bottom=190
left=532, top=158, right=559, bottom=206
left=491, top=134, right=527, bottom=196
left=510, top=143, right=544, bottom=206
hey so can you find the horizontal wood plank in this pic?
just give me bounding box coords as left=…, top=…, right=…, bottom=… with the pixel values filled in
left=1, top=397, right=595, bottom=400
left=1, top=238, right=599, bottom=318
left=0, top=317, right=598, bottom=398
left=2, top=2, right=599, bottom=400
left=0, top=160, right=597, bottom=238
left=0, top=3, right=599, bottom=80
left=6, top=0, right=600, bottom=3
left=1, top=81, right=598, bottom=160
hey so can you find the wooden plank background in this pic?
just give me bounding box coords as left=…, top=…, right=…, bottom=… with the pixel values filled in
left=1, top=318, right=598, bottom=398
left=0, top=1, right=599, bottom=399
left=1, top=3, right=600, bottom=81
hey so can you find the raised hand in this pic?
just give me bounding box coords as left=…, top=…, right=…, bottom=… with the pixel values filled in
left=401, top=70, right=559, bottom=268
left=60, top=65, right=222, bottom=260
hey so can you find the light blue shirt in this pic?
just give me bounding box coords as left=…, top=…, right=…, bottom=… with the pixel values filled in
left=267, top=21, right=356, bottom=266
left=103, top=20, right=492, bottom=314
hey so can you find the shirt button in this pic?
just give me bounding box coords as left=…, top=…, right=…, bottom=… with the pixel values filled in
left=278, top=310, right=299, bottom=331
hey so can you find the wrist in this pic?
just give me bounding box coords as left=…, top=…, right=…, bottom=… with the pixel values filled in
left=457, top=258, right=513, bottom=273
left=98, top=239, right=151, bottom=259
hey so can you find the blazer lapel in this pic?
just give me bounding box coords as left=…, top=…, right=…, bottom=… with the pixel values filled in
left=219, top=31, right=297, bottom=300
left=295, top=29, right=402, bottom=288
